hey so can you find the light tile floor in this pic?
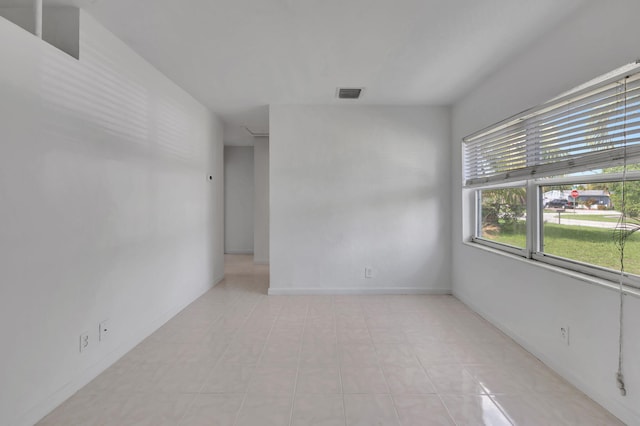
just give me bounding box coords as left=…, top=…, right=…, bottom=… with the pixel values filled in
left=38, top=255, right=624, bottom=426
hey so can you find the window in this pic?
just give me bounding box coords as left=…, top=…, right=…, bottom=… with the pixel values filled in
left=477, top=187, right=527, bottom=253
left=537, top=179, right=640, bottom=278
left=464, top=62, right=640, bottom=289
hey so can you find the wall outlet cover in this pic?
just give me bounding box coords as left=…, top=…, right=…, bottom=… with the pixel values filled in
left=365, top=267, right=374, bottom=278
left=99, top=320, right=109, bottom=342
left=560, top=326, right=570, bottom=345
left=79, top=333, right=89, bottom=353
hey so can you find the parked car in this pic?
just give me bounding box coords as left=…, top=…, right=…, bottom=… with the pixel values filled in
left=545, top=199, right=568, bottom=209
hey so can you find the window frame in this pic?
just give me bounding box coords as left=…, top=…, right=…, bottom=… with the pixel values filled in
left=464, top=62, right=640, bottom=291
left=471, top=171, right=640, bottom=290
left=472, top=181, right=530, bottom=258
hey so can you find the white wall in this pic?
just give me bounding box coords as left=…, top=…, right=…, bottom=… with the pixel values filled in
left=451, top=1, right=640, bottom=424
left=269, top=105, right=451, bottom=294
left=254, top=137, right=270, bottom=264
left=224, top=146, right=254, bottom=253
left=0, top=11, right=224, bottom=426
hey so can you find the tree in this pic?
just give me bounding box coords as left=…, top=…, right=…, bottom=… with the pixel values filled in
left=585, top=182, right=609, bottom=191
left=481, top=188, right=526, bottom=232
left=584, top=198, right=596, bottom=210
left=603, top=164, right=640, bottom=216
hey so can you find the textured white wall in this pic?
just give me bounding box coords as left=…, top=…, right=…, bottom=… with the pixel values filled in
left=451, top=1, right=640, bottom=423
left=0, top=12, right=224, bottom=426
left=254, top=137, right=270, bottom=263
left=224, top=146, right=254, bottom=253
left=269, top=105, right=451, bottom=294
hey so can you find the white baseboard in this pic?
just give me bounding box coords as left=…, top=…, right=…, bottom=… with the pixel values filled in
left=20, top=278, right=219, bottom=426
left=213, top=273, right=225, bottom=286
left=453, top=290, right=638, bottom=426
left=267, top=287, right=451, bottom=295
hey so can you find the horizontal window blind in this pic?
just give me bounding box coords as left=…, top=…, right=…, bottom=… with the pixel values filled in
left=464, top=62, right=640, bottom=187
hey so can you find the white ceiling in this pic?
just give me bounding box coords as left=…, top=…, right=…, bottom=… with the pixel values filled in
left=2, top=0, right=587, bottom=144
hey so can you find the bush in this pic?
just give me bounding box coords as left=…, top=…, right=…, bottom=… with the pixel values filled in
left=481, top=188, right=526, bottom=231
left=482, top=202, right=525, bottom=230
left=625, top=204, right=640, bottom=218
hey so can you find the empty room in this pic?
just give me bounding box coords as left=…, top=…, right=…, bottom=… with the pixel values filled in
left=1, top=0, right=640, bottom=425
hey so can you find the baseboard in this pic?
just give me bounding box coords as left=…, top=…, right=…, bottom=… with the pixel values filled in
left=453, top=290, right=639, bottom=426
left=213, top=273, right=225, bottom=286
left=267, top=287, right=452, bottom=295
left=224, top=250, right=254, bottom=254
left=19, top=279, right=218, bottom=426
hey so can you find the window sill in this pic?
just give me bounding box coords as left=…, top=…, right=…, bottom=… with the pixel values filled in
left=462, top=240, right=640, bottom=299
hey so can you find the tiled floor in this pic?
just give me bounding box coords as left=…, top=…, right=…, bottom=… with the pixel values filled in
left=38, top=255, right=623, bottom=426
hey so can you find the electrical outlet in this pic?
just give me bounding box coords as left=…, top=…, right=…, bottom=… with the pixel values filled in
left=79, top=333, right=89, bottom=353
left=560, top=326, right=570, bottom=345
left=99, top=320, right=109, bottom=342
left=364, top=267, right=374, bottom=278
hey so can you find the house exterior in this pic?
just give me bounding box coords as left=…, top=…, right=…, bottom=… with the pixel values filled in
left=572, top=190, right=612, bottom=208
left=543, top=189, right=612, bottom=208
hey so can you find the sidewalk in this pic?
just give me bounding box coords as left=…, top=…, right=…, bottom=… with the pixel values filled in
left=542, top=210, right=622, bottom=229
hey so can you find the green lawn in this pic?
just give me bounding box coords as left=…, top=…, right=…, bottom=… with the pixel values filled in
left=484, top=222, right=640, bottom=275
left=484, top=222, right=527, bottom=248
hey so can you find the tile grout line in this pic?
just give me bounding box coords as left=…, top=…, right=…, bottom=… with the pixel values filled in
left=176, top=284, right=265, bottom=426
left=170, top=284, right=244, bottom=425
left=416, top=350, right=461, bottom=426
left=40, top=258, right=621, bottom=426
left=487, top=394, right=516, bottom=426
left=396, top=302, right=459, bottom=425
left=333, top=296, right=347, bottom=426
left=229, top=290, right=287, bottom=426
left=414, top=306, right=464, bottom=426
left=230, top=292, right=280, bottom=426
left=466, top=363, right=516, bottom=425
left=287, top=299, right=310, bottom=426
left=363, top=298, right=403, bottom=425
left=415, top=306, right=514, bottom=426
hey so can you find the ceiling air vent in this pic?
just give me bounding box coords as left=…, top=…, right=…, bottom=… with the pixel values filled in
left=337, top=88, right=363, bottom=99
